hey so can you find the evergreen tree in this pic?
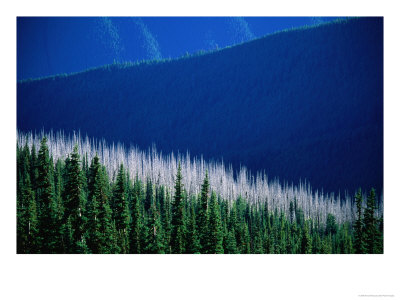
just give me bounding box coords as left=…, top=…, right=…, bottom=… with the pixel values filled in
left=338, top=223, right=353, bottom=254
left=171, top=162, right=186, bottom=254
left=197, top=170, right=210, bottom=253
left=364, top=188, right=378, bottom=253
left=253, top=230, right=264, bottom=254
left=376, top=216, right=384, bottom=254
left=112, top=164, right=130, bottom=253
left=207, top=191, right=224, bottom=254
left=129, top=176, right=143, bottom=253
left=224, top=227, right=238, bottom=254
left=241, top=223, right=251, bottom=254
left=301, top=221, right=312, bottom=254
left=140, top=211, right=150, bottom=253
left=186, top=201, right=201, bottom=253
left=111, top=221, right=121, bottom=254
left=36, top=137, right=60, bottom=253
left=54, top=159, right=65, bottom=225
left=325, top=214, right=338, bottom=235
left=17, top=146, right=30, bottom=253
left=87, top=156, right=115, bottom=253
left=321, top=235, right=332, bottom=254
left=30, top=144, right=39, bottom=198
left=145, top=204, right=165, bottom=254
left=144, top=177, right=154, bottom=212
left=163, top=189, right=172, bottom=253
left=354, top=189, right=366, bottom=254
left=63, top=216, right=74, bottom=253
left=17, top=175, right=39, bottom=253
left=64, top=145, right=87, bottom=253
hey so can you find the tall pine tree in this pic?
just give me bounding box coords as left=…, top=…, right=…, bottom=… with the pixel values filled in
left=112, top=164, right=130, bottom=253
left=171, top=162, right=186, bottom=254
left=301, top=221, right=312, bottom=254
left=354, top=189, right=366, bottom=254
left=86, top=155, right=115, bottom=253
left=37, top=137, right=60, bottom=253
left=364, top=188, right=378, bottom=253
left=145, top=204, right=165, bottom=253
left=17, top=175, right=39, bottom=253
left=129, top=175, right=143, bottom=253
left=208, top=191, right=224, bottom=254
left=64, top=145, right=88, bottom=253
left=186, top=200, right=200, bottom=254
left=197, top=170, right=209, bottom=252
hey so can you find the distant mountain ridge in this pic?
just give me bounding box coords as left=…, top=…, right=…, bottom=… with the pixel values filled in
left=17, top=17, right=383, bottom=194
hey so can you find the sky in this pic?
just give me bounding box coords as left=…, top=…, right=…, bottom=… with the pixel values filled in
left=17, top=17, right=342, bottom=80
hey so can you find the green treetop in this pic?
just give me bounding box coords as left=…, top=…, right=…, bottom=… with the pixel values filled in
left=171, top=162, right=186, bottom=254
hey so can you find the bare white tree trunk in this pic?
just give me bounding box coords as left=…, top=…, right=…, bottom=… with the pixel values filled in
left=17, top=130, right=369, bottom=225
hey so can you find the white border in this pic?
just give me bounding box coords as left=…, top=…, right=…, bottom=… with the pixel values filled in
left=1, top=1, right=399, bottom=300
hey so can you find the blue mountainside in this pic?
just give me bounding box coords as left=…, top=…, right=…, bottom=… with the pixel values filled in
left=17, top=17, right=383, bottom=194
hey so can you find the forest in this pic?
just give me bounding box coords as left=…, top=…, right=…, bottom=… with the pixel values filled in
left=17, top=17, right=383, bottom=194
left=17, top=135, right=383, bottom=254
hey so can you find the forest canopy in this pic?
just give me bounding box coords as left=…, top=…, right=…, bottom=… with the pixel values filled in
left=17, top=135, right=383, bottom=254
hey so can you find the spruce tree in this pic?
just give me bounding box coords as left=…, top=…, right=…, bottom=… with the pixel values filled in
left=253, top=230, right=264, bottom=254
left=96, top=167, right=117, bottom=253
left=163, top=189, right=172, bottom=253
left=339, top=223, right=353, bottom=254
left=354, top=189, right=366, bottom=254
left=17, top=147, right=31, bottom=253
left=54, top=159, right=65, bottom=227
left=144, top=177, right=154, bottom=212
left=171, top=162, right=186, bottom=254
left=208, top=191, right=224, bottom=254
left=17, top=175, right=39, bottom=253
left=186, top=201, right=200, bottom=254
left=30, top=144, right=39, bottom=198
left=86, top=155, right=102, bottom=253
left=112, top=164, right=130, bottom=253
left=376, top=216, right=384, bottom=254
left=129, top=176, right=143, bottom=253
left=140, top=211, right=150, bottom=253
left=145, top=204, right=165, bottom=254
left=325, top=214, right=338, bottom=235
left=321, top=235, right=332, bottom=254
left=36, top=137, right=60, bottom=253
left=242, top=223, right=251, bottom=254
left=64, top=145, right=87, bottom=253
left=197, top=171, right=209, bottom=252
left=63, top=216, right=74, bottom=253
left=301, top=221, right=312, bottom=254
left=86, top=156, right=115, bottom=253
left=224, top=227, right=238, bottom=254
left=229, top=202, right=241, bottom=252
left=364, top=188, right=378, bottom=253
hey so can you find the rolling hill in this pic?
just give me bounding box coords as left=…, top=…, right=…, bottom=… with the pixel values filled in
left=17, top=17, right=383, bottom=194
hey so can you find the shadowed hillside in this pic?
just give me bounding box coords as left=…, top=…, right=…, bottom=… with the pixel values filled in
left=17, top=17, right=383, bottom=194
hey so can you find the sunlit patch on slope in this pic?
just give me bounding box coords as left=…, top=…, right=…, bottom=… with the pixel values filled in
left=227, top=17, right=256, bottom=44
left=96, top=17, right=123, bottom=62
left=204, top=30, right=219, bottom=50
left=132, top=18, right=162, bottom=61
left=310, top=17, right=325, bottom=25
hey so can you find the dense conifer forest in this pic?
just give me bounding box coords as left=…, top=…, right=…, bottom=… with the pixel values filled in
left=17, top=134, right=383, bottom=254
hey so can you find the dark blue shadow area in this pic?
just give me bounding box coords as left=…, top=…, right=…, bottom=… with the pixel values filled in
left=17, top=17, right=383, bottom=195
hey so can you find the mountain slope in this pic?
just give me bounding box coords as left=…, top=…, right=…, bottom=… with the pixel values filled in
left=17, top=17, right=383, bottom=194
